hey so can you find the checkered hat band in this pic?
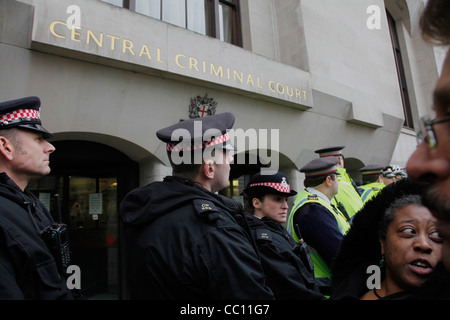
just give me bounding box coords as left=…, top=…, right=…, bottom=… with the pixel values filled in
left=249, top=182, right=291, bottom=194
left=0, top=109, right=40, bottom=123
left=166, top=132, right=230, bottom=152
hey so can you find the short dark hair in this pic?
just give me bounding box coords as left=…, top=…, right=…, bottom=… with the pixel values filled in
left=378, top=194, right=422, bottom=239
left=0, top=128, right=22, bottom=149
left=420, top=0, right=450, bottom=45
left=167, top=150, right=202, bottom=180
left=167, top=147, right=225, bottom=180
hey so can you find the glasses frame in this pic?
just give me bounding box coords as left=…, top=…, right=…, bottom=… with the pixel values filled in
left=416, top=115, right=450, bottom=148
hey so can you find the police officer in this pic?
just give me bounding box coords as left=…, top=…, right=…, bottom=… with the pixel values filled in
left=0, top=96, right=73, bottom=299
left=315, top=146, right=363, bottom=221
left=120, top=112, right=274, bottom=299
left=242, top=172, right=324, bottom=300
left=287, top=157, right=350, bottom=295
left=359, top=165, right=386, bottom=203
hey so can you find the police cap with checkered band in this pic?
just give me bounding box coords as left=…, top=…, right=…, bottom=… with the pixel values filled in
left=0, top=96, right=53, bottom=139
left=243, top=172, right=297, bottom=197
left=156, top=112, right=235, bottom=152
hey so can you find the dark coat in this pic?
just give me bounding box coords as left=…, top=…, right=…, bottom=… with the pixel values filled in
left=120, top=176, right=274, bottom=300
left=294, top=202, right=344, bottom=266
left=0, top=173, right=73, bottom=299
left=245, top=214, right=325, bottom=300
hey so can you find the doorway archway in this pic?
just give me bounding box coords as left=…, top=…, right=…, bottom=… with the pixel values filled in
left=29, top=140, right=139, bottom=299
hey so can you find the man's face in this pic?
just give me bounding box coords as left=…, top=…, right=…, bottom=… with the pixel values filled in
left=407, top=50, right=450, bottom=218
left=210, top=149, right=234, bottom=193
left=406, top=49, right=450, bottom=271
left=337, top=155, right=345, bottom=168
left=383, top=176, right=396, bottom=186
left=330, top=173, right=339, bottom=198
left=10, top=130, right=55, bottom=181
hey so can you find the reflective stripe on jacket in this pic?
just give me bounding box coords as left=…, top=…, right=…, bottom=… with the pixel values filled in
left=360, top=182, right=385, bottom=203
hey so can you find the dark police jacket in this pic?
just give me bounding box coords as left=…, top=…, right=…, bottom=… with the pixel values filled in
left=120, top=176, right=274, bottom=300
left=245, top=214, right=325, bottom=300
left=0, top=173, right=73, bottom=299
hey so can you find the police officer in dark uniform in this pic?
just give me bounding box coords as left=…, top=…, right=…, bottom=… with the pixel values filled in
left=0, top=96, right=73, bottom=299
left=287, top=157, right=351, bottom=295
left=314, top=146, right=363, bottom=221
left=242, top=172, right=324, bottom=300
left=120, top=112, right=274, bottom=299
left=359, top=165, right=386, bottom=203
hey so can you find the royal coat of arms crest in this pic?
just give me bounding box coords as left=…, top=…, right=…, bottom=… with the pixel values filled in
left=189, top=94, right=217, bottom=118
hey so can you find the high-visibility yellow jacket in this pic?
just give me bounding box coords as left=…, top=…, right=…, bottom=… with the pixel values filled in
left=287, top=189, right=350, bottom=289
left=332, top=167, right=364, bottom=219
left=359, top=182, right=385, bottom=203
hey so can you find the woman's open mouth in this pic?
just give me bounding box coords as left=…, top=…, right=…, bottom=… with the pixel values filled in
left=409, top=259, right=433, bottom=276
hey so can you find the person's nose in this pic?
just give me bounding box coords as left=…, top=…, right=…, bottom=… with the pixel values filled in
left=406, top=143, right=449, bottom=183
left=45, top=141, right=56, bottom=154
left=413, top=232, right=433, bottom=254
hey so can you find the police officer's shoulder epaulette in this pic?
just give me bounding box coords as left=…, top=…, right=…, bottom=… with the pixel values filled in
left=255, top=229, right=272, bottom=242
left=308, top=194, right=319, bottom=201
left=372, top=187, right=380, bottom=191
left=193, top=199, right=219, bottom=222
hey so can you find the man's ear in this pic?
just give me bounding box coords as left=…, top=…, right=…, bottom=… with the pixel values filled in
left=324, top=175, right=332, bottom=187
left=0, top=136, right=14, bottom=160
left=202, top=159, right=215, bottom=180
